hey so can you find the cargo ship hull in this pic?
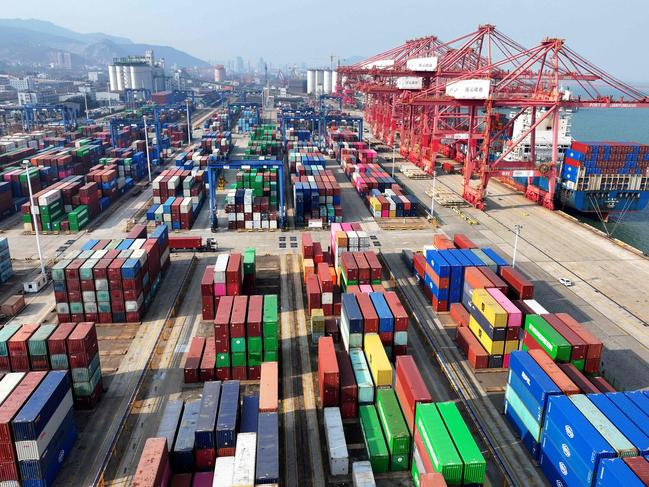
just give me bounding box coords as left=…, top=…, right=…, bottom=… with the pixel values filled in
left=557, top=189, right=649, bottom=215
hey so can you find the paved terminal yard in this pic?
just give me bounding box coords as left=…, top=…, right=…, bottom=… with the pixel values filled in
left=0, top=107, right=646, bottom=487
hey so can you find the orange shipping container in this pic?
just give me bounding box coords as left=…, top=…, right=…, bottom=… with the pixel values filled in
left=259, top=361, right=278, bottom=412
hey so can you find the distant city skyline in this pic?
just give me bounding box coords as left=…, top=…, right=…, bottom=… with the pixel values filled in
left=1, top=0, right=648, bottom=81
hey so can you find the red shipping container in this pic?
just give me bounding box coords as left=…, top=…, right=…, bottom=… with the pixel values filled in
left=183, top=337, right=205, bottom=384
left=225, top=253, right=242, bottom=285
left=476, top=267, right=509, bottom=293
left=305, top=274, right=321, bottom=312
left=317, top=337, right=339, bottom=407
left=542, top=314, right=587, bottom=361
left=425, top=264, right=449, bottom=290
left=356, top=293, right=378, bottom=334
left=215, top=367, right=231, bottom=381
left=214, top=296, right=234, bottom=340
left=463, top=267, right=493, bottom=290
left=200, top=339, right=216, bottom=382
left=131, top=437, right=171, bottom=487
left=0, top=371, right=46, bottom=480
left=433, top=234, right=455, bottom=250
left=317, top=263, right=333, bottom=293
left=413, top=253, right=427, bottom=278
left=557, top=363, right=599, bottom=394
left=384, top=292, right=409, bottom=332
left=301, top=233, right=313, bottom=259
left=395, top=355, right=432, bottom=433
left=431, top=296, right=448, bottom=312
left=528, top=349, right=580, bottom=395
left=312, top=242, right=323, bottom=264
left=201, top=266, right=215, bottom=297
left=363, top=251, right=382, bottom=282
left=420, top=472, right=448, bottom=487
left=195, top=448, right=216, bottom=471
left=108, top=258, right=126, bottom=281
left=352, top=252, right=371, bottom=284
left=229, top=296, right=248, bottom=338
left=622, top=457, right=649, bottom=484
left=499, top=266, right=534, bottom=299
left=325, top=318, right=339, bottom=342
left=340, top=253, right=358, bottom=282
left=246, top=295, right=263, bottom=337
left=335, top=351, right=358, bottom=418
left=456, top=327, right=489, bottom=369
left=449, top=303, right=469, bottom=328
left=29, top=355, right=49, bottom=371
left=554, top=313, right=603, bottom=362
left=67, top=322, right=99, bottom=368
left=590, top=376, right=615, bottom=393
left=172, top=473, right=193, bottom=487
left=453, top=233, right=477, bottom=249
left=247, top=366, right=260, bottom=380
left=231, top=366, right=246, bottom=381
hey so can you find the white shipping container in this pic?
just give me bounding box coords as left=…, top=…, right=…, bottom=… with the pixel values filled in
left=212, top=456, right=235, bottom=487
left=352, top=461, right=376, bottom=487
left=523, top=299, right=548, bottom=315
left=363, top=59, right=395, bottom=69
left=15, top=391, right=73, bottom=461
left=232, top=432, right=256, bottom=487
left=324, top=407, right=349, bottom=475
left=0, top=373, right=25, bottom=406
left=406, top=56, right=438, bottom=72
left=445, top=79, right=491, bottom=100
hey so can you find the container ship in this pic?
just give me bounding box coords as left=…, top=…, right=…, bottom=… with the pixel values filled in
left=505, top=110, right=649, bottom=219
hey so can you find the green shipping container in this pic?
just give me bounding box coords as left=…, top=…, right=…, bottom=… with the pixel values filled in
left=231, top=352, right=246, bottom=367
left=436, top=402, right=486, bottom=485
left=0, top=323, right=22, bottom=356
left=231, top=337, right=246, bottom=353
left=263, top=350, right=278, bottom=362
left=572, top=358, right=585, bottom=371
left=359, top=405, right=390, bottom=473
left=243, top=248, right=256, bottom=275
left=415, top=403, right=463, bottom=485
left=247, top=351, right=262, bottom=366
left=73, top=366, right=101, bottom=397
left=525, top=315, right=572, bottom=362
left=263, top=322, right=278, bottom=339
left=263, top=294, right=278, bottom=325
left=216, top=352, right=230, bottom=368
left=376, top=388, right=411, bottom=470
left=263, top=336, right=278, bottom=352
left=50, top=354, right=69, bottom=370
left=28, top=324, right=57, bottom=357
left=247, top=336, right=262, bottom=353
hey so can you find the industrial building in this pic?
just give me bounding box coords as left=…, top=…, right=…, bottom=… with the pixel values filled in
left=307, top=68, right=338, bottom=95
left=108, top=49, right=166, bottom=93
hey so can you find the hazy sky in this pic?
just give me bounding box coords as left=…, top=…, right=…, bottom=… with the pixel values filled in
left=3, top=0, right=649, bottom=81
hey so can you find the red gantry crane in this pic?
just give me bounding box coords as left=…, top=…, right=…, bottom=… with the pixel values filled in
left=340, top=25, right=649, bottom=210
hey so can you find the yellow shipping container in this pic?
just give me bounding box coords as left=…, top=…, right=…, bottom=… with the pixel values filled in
left=469, top=316, right=505, bottom=355
left=504, top=340, right=519, bottom=354
left=471, top=289, right=508, bottom=328
left=302, top=258, right=314, bottom=280
left=363, top=333, right=392, bottom=387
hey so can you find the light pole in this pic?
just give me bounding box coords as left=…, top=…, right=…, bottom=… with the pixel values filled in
left=142, top=116, right=153, bottom=183
left=512, top=224, right=523, bottom=268
left=430, top=167, right=437, bottom=221
left=186, top=99, right=192, bottom=145
left=83, top=92, right=89, bottom=121
left=391, top=143, right=396, bottom=178
left=22, top=160, right=46, bottom=278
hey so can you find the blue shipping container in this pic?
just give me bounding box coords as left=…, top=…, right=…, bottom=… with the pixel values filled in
left=425, top=249, right=450, bottom=278
left=588, top=394, right=649, bottom=455
left=509, top=351, right=561, bottom=420
left=342, top=294, right=363, bottom=334
left=12, top=371, right=71, bottom=441
left=195, top=381, right=222, bottom=450
left=540, top=431, right=595, bottom=487
left=256, top=412, right=279, bottom=485
left=216, top=380, right=240, bottom=450
left=18, top=408, right=77, bottom=485
left=605, top=393, right=649, bottom=436
left=625, top=391, right=649, bottom=416
left=504, top=394, right=541, bottom=459
left=481, top=248, right=508, bottom=268
left=543, top=395, right=615, bottom=477
left=156, top=400, right=184, bottom=451
left=173, top=400, right=201, bottom=473
left=240, top=395, right=259, bottom=434
left=369, top=293, right=393, bottom=333
left=595, top=458, right=646, bottom=487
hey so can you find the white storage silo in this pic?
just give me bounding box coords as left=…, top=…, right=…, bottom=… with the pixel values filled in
left=116, top=66, right=125, bottom=91
left=307, top=69, right=316, bottom=95
left=323, top=70, right=332, bottom=94
left=108, top=65, right=117, bottom=91
left=331, top=70, right=339, bottom=93
left=315, top=69, right=325, bottom=95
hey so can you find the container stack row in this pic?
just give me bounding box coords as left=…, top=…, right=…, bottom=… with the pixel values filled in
left=330, top=222, right=371, bottom=269
left=225, top=167, right=279, bottom=230
left=505, top=350, right=649, bottom=486
left=148, top=169, right=206, bottom=230
left=0, top=238, right=13, bottom=284
left=235, top=109, right=259, bottom=133
left=186, top=294, right=279, bottom=382
left=52, top=224, right=170, bottom=323
left=0, top=165, right=54, bottom=220
left=0, top=370, right=78, bottom=486
left=246, top=124, right=281, bottom=157
left=132, top=377, right=279, bottom=485
left=0, top=322, right=103, bottom=408
left=287, top=146, right=324, bottom=173
left=292, top=164, right=342, bottom=227
left=200, top=252, right=251, bottom=321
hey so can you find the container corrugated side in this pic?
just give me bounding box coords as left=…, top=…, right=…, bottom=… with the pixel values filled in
left=155, top=400, right=184, bottom=457
left=324, top=407, right=349, bottom=476
left=195, top=381, right=221, bottom=450
left=216, top=381, right=240, bottom=450
left=588, top=394, right=649, bottom=455
left=0, top=373, right=25, bottom=405
left=375, top=388, right=410, bottom=467
left=255, top=412, right=278, bottom=484
left=569, top=395, right=638, bottom=457
left=232, top=432, right=256, bottom=487
left=363, top=334, right=392, bottom=387
left=349, top=349, right=374, bottom=404
left=595, top=458, right=647, bottom=487
left=358, top=405, right=389, bottom=473
left=509, top=351, right=561, bottom=417
left=172, top=400, right=200, bottom=473
left=436, top=402, right=485, bottom=484
left=240, top=394, right=259, bottom=434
